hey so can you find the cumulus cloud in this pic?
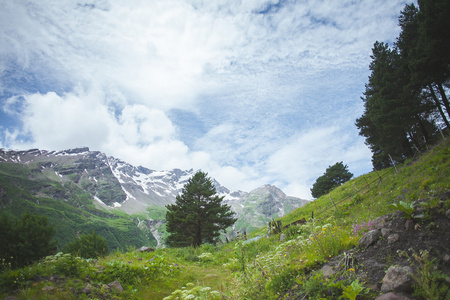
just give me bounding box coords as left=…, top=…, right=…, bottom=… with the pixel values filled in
left=0, top=0, right=409, bottom=198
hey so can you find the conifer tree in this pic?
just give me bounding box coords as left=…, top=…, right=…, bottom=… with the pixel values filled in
left=310, top=162, right=353, bottom=198
left=165, top=171, right=236, bottom=247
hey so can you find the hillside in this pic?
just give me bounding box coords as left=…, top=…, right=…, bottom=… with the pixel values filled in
left=0, top=137, right=448, bottom=299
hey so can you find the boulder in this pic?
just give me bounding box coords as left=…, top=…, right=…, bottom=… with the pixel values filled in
left=387, top=234, right=399, bottom=244
left=359, top=229, right=381, bottom=248
left=373, top=215, right=390, bottom=229
left=381, top=266, right=413, bottom=293
left=108, top=280, right=124, bottom=292
left=321, top=264, right=334, bottom=278
left=82, top=284, right=92, bottom=294
left=135, top=246, right=155, bottom=253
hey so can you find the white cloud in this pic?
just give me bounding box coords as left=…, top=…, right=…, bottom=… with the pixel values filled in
left=266, top=126, right=372, bottom=198
left=0, top=0, right=409, bottom=198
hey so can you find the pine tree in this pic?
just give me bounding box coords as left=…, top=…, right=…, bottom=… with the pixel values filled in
left=310, top=162, right=353, bottom=198
left=165, top=171, right=237, bottom=247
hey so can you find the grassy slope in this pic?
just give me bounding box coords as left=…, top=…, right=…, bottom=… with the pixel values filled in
left=1, top=138, right=449, bottom=299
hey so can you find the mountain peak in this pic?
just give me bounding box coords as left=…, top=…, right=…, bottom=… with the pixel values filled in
left=249, top=184, right=287, bottom=198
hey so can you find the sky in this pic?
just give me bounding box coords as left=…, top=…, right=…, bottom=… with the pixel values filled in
left=0, top=0, right=412, bottom=199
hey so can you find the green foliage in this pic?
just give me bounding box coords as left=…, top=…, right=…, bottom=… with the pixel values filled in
left=311, top=162, right=353, bottom=198
left=0, top=212, right=56, bottom=269
left=165, top=171, right=237, bottom=247
left=356, top=1, right=449, bottom=169
left=163, top=282, right=222, bottom=300
left=388, top=201, right=415, bottom=219
left=65, top=231, right=109, bottom=259
left=399, top=249, right=450, bottom=300
left=341, top=279, right=368, bottom=300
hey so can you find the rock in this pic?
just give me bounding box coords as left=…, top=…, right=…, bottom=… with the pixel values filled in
left=49, top=275, right=61, bottom=283
left=404, top=220, right=414, bottom=231
left=446, top=209, right=450, bottom=219
left=359, top=229, right=381, bottom=248
left=321, top=264, right=334, bottom=278
left=280, top=233, right=286, bottom=242
left=375, top=292, right=413, bottom=300
left=108, top=280, right=124, bottom=292
left=43, top=286, right=55, bottom=291
left=387, top=234, right=399, bottom=244
left=381, top=228, right=391, bottom=237
left=414, top=223, right=421, bottom=231
left=443, top=254, right=450, bottom=263
left=373, top=215, right=389, bottom=229
left=135, top=246, right=155, bottom=253
left=381, top=266, right=413, bottom=293
left=82, top=284, right=92, bottom=294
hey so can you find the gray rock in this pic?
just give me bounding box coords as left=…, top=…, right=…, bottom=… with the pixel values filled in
left=404, top=220, right=414, bottom=231
left=446, top=209, right=450, bottom=219
left=280, top=233, right=286, bottom=242
left=388, top=234, right=399, bottom=244
left=135, top=246, right=155, bottom=253
left=381, top=266, right=413, bottom=293
left=108, top=280, right=124, bottom=292
left=359, top=229, right=381, bottom=248
left=373, top=215, right=389, bottom=229
left=321, top=264, right=334, bottom=278
left=375, top=292, right=413, bottom=300
left=82, top=284, right=92, bottom=294
left=381, top=228, right=391, bottom=237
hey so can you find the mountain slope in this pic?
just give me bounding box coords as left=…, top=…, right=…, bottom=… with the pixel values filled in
left=0, top=147, right=309, bottom=248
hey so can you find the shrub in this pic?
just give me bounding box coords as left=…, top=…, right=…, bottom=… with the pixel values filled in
left=64, top=231, right=108, bottom=259
left=0, top=212, right=56, bottom=269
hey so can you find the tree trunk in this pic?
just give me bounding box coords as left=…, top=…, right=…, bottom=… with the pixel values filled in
left=437, top=83, right=450, bottom=118
left=429, top=85, right=450, bottom=128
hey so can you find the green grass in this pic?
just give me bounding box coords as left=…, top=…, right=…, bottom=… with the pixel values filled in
left=1, top=137, right=449, bottom=299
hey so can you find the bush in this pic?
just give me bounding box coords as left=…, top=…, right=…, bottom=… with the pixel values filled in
left=0, top=212, right=56, bottom=269
left=64, top=231, right=108, bottom=258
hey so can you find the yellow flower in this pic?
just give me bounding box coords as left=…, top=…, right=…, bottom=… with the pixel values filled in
left=349, top=268, right=355, bottom=272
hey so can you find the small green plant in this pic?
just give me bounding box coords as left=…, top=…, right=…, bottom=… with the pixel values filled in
left=198, top=252, right=213, bottom=262
left=341, top=279, right=368, bottom=300
left=162, top=282, right=222, bottom=300
left=388, top=201, right=415, bottom=219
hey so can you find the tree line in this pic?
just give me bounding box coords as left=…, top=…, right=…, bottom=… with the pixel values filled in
left=356, top=0, right=450, bottom=169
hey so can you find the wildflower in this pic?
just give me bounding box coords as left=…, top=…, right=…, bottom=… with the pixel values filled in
left=349, top=268, right=355, bottom=272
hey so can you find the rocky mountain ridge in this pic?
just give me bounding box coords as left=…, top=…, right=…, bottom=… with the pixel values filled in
left=0, top=147, right=309, bottom=232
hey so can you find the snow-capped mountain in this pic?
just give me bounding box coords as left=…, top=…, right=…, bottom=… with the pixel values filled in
left=0, top=147, right=308, bottom=229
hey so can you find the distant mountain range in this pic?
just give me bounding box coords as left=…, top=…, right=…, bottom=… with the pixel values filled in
left=0, top=147, right=309, bottom=246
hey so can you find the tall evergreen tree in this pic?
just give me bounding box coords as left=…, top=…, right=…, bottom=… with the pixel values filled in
left=165, top=171, right=236, bottom=247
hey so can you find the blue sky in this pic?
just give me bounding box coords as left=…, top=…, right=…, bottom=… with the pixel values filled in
left=0, top=0, right=411, bottom=198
